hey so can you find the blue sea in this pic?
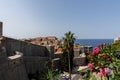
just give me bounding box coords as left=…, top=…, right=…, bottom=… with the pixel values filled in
left=75, top=39, right=114, bottom=48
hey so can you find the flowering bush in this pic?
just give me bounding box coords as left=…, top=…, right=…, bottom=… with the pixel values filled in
left=87, top=43, right=120, bottom=80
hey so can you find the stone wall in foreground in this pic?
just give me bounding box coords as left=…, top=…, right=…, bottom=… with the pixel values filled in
left=0, top=36, right=51, bottom=80
left=0, top=55, right=29, bottom=80
left=24, top=56, right=49, bottom=74
left=3, top=37, right=49, bottom=57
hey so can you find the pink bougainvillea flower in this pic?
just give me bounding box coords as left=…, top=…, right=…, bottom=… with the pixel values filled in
left=88, top=63, right=94, bottom=71
left=98, top=44, right=103, bottom=48
left=99, top=68, right=111, bottom=77
left=105, top=68, right=111, bottom=74
left=98, top=43, right=106, bottom=48
left=92, top=51, right=95, bottom=55
left=88, top=63, right=94, bottom=68
left=99, top=71, right=104, bottom=77
left=94, top=47, right=100, bottom=54
left=99, top=69, right=106, bottom=77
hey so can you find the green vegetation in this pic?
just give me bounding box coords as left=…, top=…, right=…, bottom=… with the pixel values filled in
left=45, top=68, right=60, bottom=80
left=86, top=42, right=120, bottom=80
left=61, top=31, right=75, bottom=79
left=110, top=41, right=120, bottom=80
left=111, top=41, right=120, bottom=51
left=29, top=39, right=120, bottom=80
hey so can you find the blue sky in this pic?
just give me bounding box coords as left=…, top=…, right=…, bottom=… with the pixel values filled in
left=0, top=0, right=120, bottom=39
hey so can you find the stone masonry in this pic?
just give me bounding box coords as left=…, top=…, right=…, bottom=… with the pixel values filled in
left=0, top=22, right=51, bottom=80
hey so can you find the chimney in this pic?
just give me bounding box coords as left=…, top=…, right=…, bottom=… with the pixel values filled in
left=0, top=22, right=2, bottom=36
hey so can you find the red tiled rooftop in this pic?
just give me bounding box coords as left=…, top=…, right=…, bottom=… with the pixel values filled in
left=55, top=48, right=63, bottom=54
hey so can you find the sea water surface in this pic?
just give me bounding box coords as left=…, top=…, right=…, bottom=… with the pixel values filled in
left=75, top=39, right=114, bottom=48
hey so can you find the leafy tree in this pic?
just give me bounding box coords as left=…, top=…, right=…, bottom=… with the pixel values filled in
left=111, top=41, right=120, bottom=51
left=61, top=31, right=75, bottom=80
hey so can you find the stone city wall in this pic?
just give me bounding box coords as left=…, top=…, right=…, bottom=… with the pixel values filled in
left=0, top=53, right=29, bottom=80
left=23, top=56, right=49, bottom=74
left=0, top=36, right=51, bottom=79
left=3, top=36, right=49, bottom=57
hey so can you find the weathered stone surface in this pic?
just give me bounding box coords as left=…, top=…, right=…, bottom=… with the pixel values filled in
left=0, top=36, right=51, bottom=80
left=24, top=56, right=49, bottom=74
left=0, top=54, right=29, bottom=80
left=73, top=57, right=87, bottom=66
left=4, top=37, right=49, bottom=57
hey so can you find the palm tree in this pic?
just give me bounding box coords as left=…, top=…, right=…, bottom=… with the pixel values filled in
left=62, top=31, right=75, bottom=80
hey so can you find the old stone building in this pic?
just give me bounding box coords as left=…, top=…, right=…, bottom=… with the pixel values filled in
left=73, top=44, right=93, bottom=66
left=0, top=22, right=51, bottom=80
